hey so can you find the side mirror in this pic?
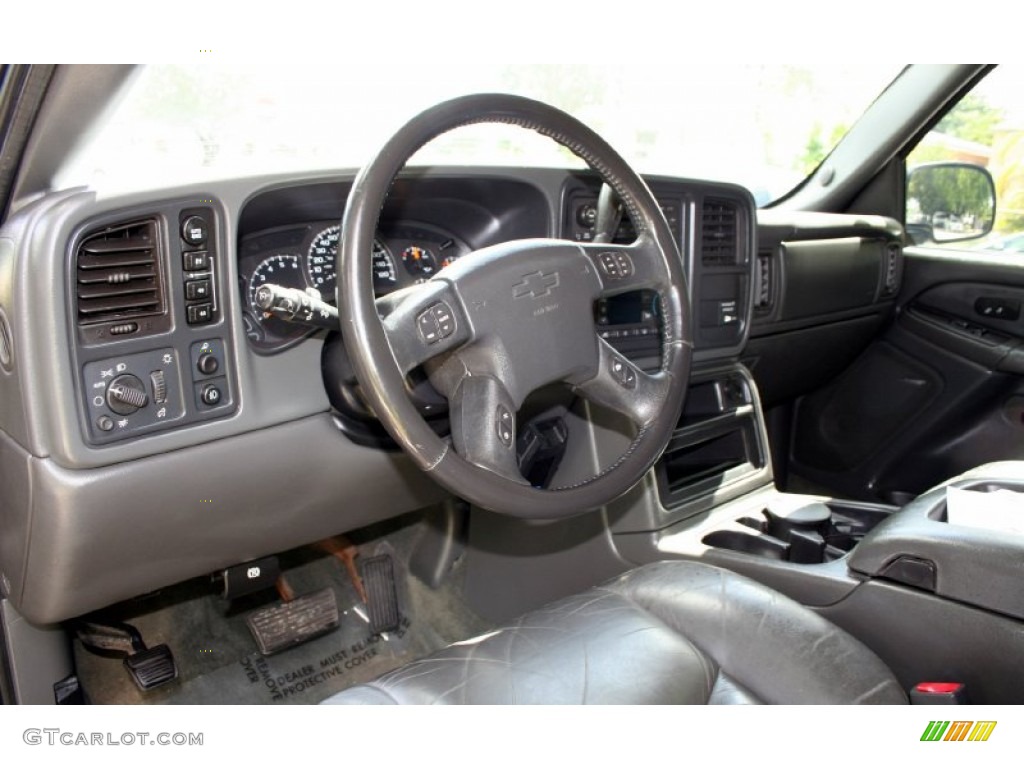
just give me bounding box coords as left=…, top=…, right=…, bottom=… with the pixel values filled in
left=906, top=162, right=996, bottom=244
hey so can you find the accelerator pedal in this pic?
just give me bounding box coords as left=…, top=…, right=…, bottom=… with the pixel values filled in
left=75, top=621, right=178, bottom=691
left=246, top=581, right=339, bottom=656
left=363, top=555, right=400, bottom=634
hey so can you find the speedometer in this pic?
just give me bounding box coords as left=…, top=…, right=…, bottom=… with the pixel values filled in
left=307, top=225, right=396, bottom=294
left=307, top=225, right=340, bottom=292
left=370, top=239, right=397, bottom=290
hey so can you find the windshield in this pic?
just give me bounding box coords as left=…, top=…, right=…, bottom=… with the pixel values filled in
left=59, top=63, right=900, bottom=206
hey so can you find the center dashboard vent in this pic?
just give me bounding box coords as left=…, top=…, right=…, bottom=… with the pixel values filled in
left=701, top=199, right=738, bottom=266
left=75, top=219, right=166, bottom=329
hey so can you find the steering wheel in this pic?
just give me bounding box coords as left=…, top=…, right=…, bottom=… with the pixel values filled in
left=338, top=94, right=691, bottom=519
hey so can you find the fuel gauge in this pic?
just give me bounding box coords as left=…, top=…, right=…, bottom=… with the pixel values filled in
left=402, top=246, right=436, bottom=278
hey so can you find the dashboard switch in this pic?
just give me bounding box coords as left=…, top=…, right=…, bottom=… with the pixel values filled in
left=186, top=279, right=211, bottom=301
left=183, top=251, right=210, bottom=272
left=107, top=374, right=149, bottom=415
left=181, top=215, right=208, bottom=246
left=187, top=303, right=213, bottom=325
left=150, top=370, right=167, bottom=404
left=201, top=383, right=222, bottom=407
left=197, top=353, right=219, bottom=376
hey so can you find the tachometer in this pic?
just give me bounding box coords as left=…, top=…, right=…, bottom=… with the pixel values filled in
left=307, top=225, right=396, bottom=293
left=249, top=254, right=306, bottom=336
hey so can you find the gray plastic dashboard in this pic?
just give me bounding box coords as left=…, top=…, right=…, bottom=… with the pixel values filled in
left=0, top=166, right=756, bottom=624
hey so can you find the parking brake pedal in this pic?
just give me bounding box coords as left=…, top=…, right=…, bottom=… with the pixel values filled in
left=246, top=579, right=339, bottom=656
left=75, top=621, right=178, bottom=691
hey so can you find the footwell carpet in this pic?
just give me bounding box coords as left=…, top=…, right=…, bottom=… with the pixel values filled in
left=74, top=533, right=489, bottom=705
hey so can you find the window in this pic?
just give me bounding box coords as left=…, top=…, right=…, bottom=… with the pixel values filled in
left=906, top=65, right=1024, bottom=254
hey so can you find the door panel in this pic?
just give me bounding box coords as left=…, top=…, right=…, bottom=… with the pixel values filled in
left=789, top=247, right=1024, bottom=502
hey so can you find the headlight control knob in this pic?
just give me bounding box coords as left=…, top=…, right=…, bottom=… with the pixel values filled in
left=106, top=374, right=149, bottom=415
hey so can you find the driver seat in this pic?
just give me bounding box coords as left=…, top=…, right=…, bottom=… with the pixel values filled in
left=321, top=561, right=906, bottom=704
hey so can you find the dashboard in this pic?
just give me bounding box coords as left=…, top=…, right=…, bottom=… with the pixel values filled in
left=0, top=166, right=759, bottom=625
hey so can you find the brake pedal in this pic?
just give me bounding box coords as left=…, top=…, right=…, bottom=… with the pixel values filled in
left=124, top=645, right=177, bottom=691
left=75, top=621, right=178, bottom=691
left=363, top=555, right=400, bottom=634
left=246, top=585, right=339, bottom=656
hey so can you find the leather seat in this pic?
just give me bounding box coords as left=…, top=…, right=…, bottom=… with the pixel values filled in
left=322, top=561, right=906, bottom=704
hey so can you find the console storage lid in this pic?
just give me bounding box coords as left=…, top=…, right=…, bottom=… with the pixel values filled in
left=848, top=461, right=1024, bottom=619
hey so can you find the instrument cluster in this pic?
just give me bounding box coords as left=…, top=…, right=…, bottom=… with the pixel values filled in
left=238, top=220, right=469, bottom=353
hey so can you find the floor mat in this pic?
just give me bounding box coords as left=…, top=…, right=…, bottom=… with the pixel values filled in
left=74, top=518, right=490, bottom=704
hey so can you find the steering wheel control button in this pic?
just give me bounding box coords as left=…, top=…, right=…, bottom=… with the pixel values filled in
left=417, top=309, right=440, bottom=344
left=431, top=302, right=456, bottom=339
left=181, top=215, right=208, bottom=246
left=96, top=415, right=114, bottom=432
left=106, top=374, right=149, bottom=415
left=610, top=356, right=637, bottom=389
left=597, top=251, right=633, bottom=280
left=495, top=405, right=514, bottom=448
left=183, top=251, right=210, bottom=272
left=196, top=352, right=219, bottom=376
left=185, top=279, right=211, bottom=301
left=201, top=383, right=222, bottom=406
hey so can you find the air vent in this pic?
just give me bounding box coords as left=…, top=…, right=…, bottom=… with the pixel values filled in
left=76, top=219, right=165, bottom=327
left=754, top=251, right=774, bottom=312
left=882, top=243, right=900, bottom=296
left=701, top=199, right=738, bottom=266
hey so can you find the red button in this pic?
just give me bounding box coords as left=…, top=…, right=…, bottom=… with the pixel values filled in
left=914, top=682, right=963, bottom=694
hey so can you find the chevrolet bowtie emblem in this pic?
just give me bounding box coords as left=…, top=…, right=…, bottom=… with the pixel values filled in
left=513, top=270, right=560, bottom=299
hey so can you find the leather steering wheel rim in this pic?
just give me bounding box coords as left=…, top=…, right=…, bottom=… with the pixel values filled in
left=338, top=93, right=692, bottom=519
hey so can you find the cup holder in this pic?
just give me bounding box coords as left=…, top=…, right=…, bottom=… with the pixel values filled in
left=702, top=498, right=891, bottom=565
left=703, top=530, right=787, bottom=560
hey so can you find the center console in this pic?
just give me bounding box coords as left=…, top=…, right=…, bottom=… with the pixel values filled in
left=612, top=383, right=1024, bottom=703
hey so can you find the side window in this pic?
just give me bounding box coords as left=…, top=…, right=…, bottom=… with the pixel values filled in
left=906, top=65, right=1023, bottom=253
